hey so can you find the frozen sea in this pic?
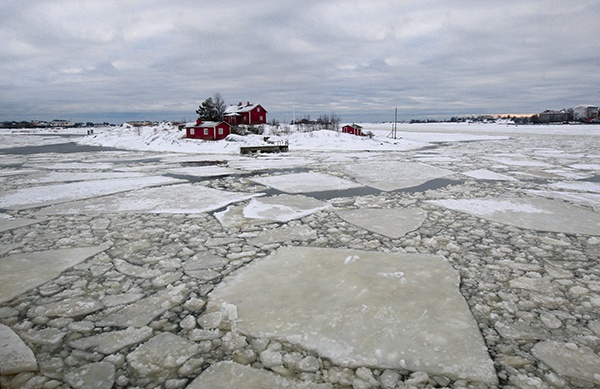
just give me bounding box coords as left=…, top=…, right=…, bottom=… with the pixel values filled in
left=0, top=122, right=599, bottom=388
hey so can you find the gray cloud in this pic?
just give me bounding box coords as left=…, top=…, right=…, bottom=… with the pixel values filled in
left=1, top=0, right=599, bottom=123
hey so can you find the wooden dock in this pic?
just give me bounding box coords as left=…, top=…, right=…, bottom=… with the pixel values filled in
left=240, top=141, right=289, bottom=155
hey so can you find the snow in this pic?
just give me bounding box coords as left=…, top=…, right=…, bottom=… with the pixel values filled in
left=207, top=246, right=498, bottom=385
left=550, top=180, right=600, bottom=193
left=251, top=172, right=363, bottom=193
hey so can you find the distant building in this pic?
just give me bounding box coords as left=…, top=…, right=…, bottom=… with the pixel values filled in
left=49, top=119, right=72, bottom=127
left=342, top=124, right=364, bottom=136
left=573, top=105, right=599, bottom=122
left=185, top=119, right=231, bottom=140
left=224, top=102, right=267, bottom=126
left=538, top=110, right=571, bottom=123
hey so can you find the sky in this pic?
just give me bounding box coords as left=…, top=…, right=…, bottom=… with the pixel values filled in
left=1, top=0, right=599, bottom=124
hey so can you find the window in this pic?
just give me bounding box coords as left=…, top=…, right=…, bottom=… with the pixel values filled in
left=260, top=116, right=264, bottom=121
left=257, top=107, right=261, bottom=112
left=190, top=128, right=195, bottom=136
left=204, top=128, right=209, bottom=135
left=218, top=128, right=223, bottom=135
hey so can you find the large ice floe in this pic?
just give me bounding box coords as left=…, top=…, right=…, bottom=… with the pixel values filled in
left=338, top=161, right=454, bottom=191
left=37, top=184, right=259, bottom=215
left=0, top=176, right=183, bottom=210
left=206, top=246, right=498, bottom=385
left=335, top=208, right=427, bottom=239
left=0, top=245, right=110, bottom=304
left=251, top=172, right=363, bottom=193
left=0, top=324, right=38, bottom=375
left=428, top=197, right=600, bottom=235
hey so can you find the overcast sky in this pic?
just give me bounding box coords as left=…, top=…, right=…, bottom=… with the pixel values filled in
left=1, top=0, right=599, bottom=123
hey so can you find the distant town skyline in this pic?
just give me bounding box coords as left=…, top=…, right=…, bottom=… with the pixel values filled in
left=1, top=1, right=599, bottom=124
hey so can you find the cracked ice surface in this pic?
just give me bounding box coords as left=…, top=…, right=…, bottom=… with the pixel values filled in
left=0, top=216, right=45, bottom=233
left=0, top=245, right=111, bottom=304
left=335, top=208, right=427, bottom=239
left=164, top=165, right=239, bottom=177
left=251, top=172, right=363, bottom=193
left=339, top=161, right=454, bottom=191
left=38, top=184, right=260, bottom=215
left=0, top=176, right=183, bottom=210
left=208, top=246, right=498, bottom=385
left=243, top=195, right=330, bottom=223
left=428, top=197, right=600, bottom=235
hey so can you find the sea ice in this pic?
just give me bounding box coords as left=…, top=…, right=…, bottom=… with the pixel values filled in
left=335, top=208, right=427, bottom=239
left=27, top=171, right=147, bottom=183
left=339, top=161, right=454, bottom=191
left=0, top=323, right=38, bottom=375
left=250, top=172, right=363, bottom=194
left=428, top=197, right=600, bottom=235
left=550, top=180, right=600, bottom=193
left=37, top=184, right=259, bottom=215
left=0, top=244, right=111, bottom=304
left=96, top=284, right=186, bottom=327
left=213, top=204, right=272, bottom=228
left=228, top=156, right=314, bottom=171
left=187, top=361, right=332, bottom=389
left=243, top=195, right=330, bottom=223
left=0, top=217, right=46, bottom=233
left=526, top=190, right=600, bottom=210
left=70, top=326, right=153, bottom=354
left=532, top=341, right=600, bottom=386
left=461, top=169, right=517, bottom=181
left=164, top=165, right=239, bottom=177
left=247, top=224, right=317, bottom=245
left=0, top=176, right=183, bottom=210
left=126, top=332, right=198, bottom=379
left=63, top=361, right=115, bottom=389
left=207, top=247, right=497, bottom=385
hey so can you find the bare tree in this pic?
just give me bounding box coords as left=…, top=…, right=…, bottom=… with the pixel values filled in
left=212, top=92, right=226, bottom=121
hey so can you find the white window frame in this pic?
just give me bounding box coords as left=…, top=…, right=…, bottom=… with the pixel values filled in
left=204, top=128, right=209, bottom=136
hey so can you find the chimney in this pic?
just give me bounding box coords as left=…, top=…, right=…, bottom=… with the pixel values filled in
left=238, top=102, right=242, bottom=106
left=247, top=101, right=251, bottom=106
left=196, top=118, right=202, bottom=125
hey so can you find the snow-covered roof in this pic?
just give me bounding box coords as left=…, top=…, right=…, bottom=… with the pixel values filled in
left=224, top=103, right=266, bottom=114
left=196, top=121, right=227, bottom=127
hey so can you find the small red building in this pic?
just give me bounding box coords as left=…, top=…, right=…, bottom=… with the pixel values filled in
left=224, top=102, right=267, bottom=125
left=185, top=119, right=231, bottom=140
left=342, top=124, right=364, bottom=136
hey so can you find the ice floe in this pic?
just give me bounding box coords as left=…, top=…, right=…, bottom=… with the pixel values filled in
left=0, top=323, right=38, bottom=375
left=532, top=341, right=600, bottom=386
left=251, top=172, right=363, bottom=194
left=461, top=169, right=517, bottom=181
left=242, top=195, right=330, bottom=223
left=37, top=184, right=259, bottom=215
left=0, top=245, right=111, bottom=304
left=188, top=361, right=332, bottom=389
left=207, top=246, right=497, bottom=385
left=0, top=176, right=183, bottom=210
left=335, top=208, right=427, bottom=239
left=339, top=161, right=454, bottom=191
left=428, top=197, right=600, bottom=235
left=0, top=217, right=46, bottom=233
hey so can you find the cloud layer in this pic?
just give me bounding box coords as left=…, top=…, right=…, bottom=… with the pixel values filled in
left=1, top=0, right=599, bottom=122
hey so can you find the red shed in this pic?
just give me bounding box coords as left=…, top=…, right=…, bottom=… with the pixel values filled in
left=224, top=102, right=267, bottom=125
left=185, top=119, right=231, bottom=140
left=342, top=124, right=364, bottom=136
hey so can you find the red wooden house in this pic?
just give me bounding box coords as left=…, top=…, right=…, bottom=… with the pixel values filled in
left=185, top=119, right=231, bottom=140
left=224, top=102, right=267, bottom=126
left=342, top=124, right=364, bottom=136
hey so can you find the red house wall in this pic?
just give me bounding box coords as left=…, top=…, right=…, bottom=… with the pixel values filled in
left=186, top=122, right=231, bottom=140
left=342, top=125, right=362, bottom=136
